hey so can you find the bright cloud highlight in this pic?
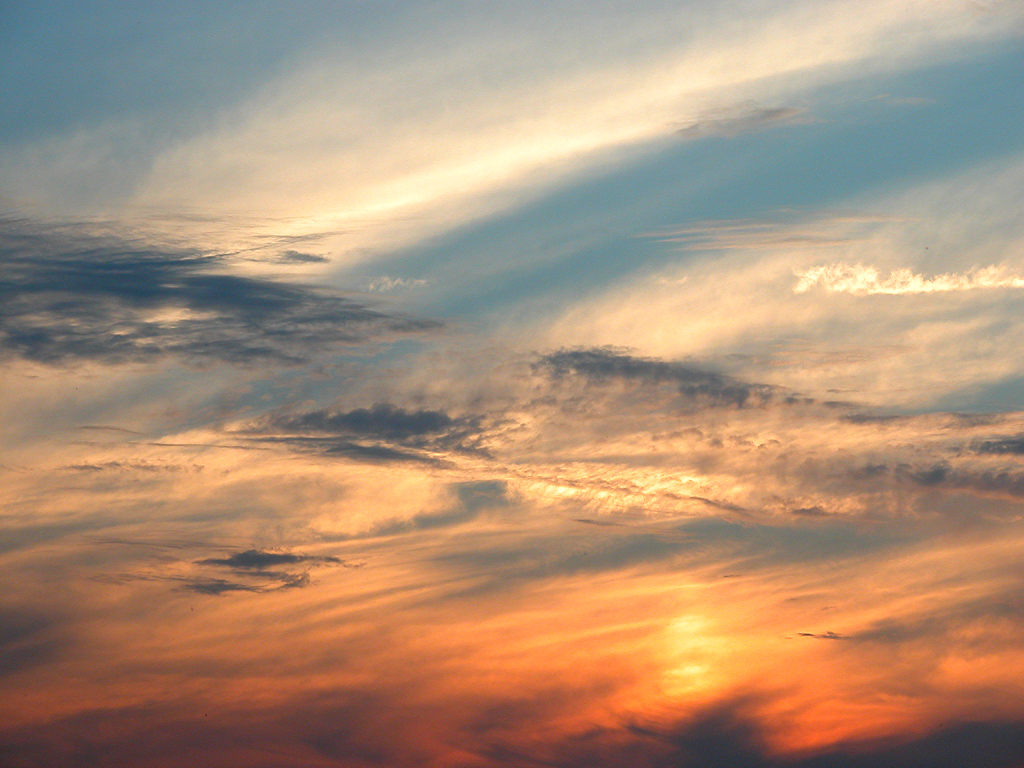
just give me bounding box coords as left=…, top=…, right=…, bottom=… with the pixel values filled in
left=794, top=263, right=1024, bottom=295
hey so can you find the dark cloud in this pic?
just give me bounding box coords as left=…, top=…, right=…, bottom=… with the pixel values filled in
left=60, top=460, right=196, bottom=472
left=847, top=586, right=1024, bottom=646
left=320, top=440, right=447, bottom=463
left=0, top=608, right=64, bottom=678
left=0, top=693, right=404, bottom=768
left=0, top=219, right=438, bottom=366
left=73, top=425, right=143, bottom=435
left=270, top=403, right=455, bottom=440
left=539, top=347, right=778, bottom=408
left=175, top=578, right=265, bottom=596
left=841, top=413, right=912, bottom=424
left=976, top=436, right=1024, bottom=455
left=247, top=434, right=449, bottom=464
left=572, top=517, right=627, bottom=527
left=948, top=469, right=1024, bottom=498
left=93, top=552, right=344, bottom=596
left=276, top=250, right=329, bottom=263
left=791, top=506, right=829, bottom=517
left=367, top=481, right=511, bottom=537
left=466, top=695, right=1024, bottom=768
left=614, top=707, right=1024, bottom=768
left=88, top=546, right=357, bottom=596
left=3, top=693, right=1023, bottom=768
left=843, top=413, right=1000, bottom=427
left=248, top=403, right=485, bottom=463
left=197, top=549, right=344, bottom=570
left=851, top=461, right=1024, bottom=499
left=166, top=548, right=355, bottom=596
left=909, top=463, right=949, bottom=486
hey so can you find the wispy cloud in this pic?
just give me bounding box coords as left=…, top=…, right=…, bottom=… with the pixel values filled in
left=539, top=347, right=784, bottom=409
left=0, top=608, right=64, bottom=678
left=365, top=276, right=430, bottom=292
left=3, top=3, right=1024, bottom=764
left=275, top=250, right=329, bottom=264
left=794, top=263, right=1024, bottom=295
left=0, top=220, right=439, bottom=366
left=675, top=104, right=810, bottom=139
left=196, top=549, right=346, bottom=570
left=240, top=402, right=486, bottom=464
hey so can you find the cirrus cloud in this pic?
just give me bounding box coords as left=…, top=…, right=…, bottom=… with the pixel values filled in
left=794, top=263, right=1024, bottom=295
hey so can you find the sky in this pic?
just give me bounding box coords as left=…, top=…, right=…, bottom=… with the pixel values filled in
left=2, top=2, right=1024, bottom=766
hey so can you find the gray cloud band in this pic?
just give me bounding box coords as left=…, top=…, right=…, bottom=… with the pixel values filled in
left=0, top=220, right=440, bottom=366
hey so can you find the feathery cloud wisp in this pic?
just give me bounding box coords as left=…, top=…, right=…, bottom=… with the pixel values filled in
left=794, top=263, right=1024, bottom=295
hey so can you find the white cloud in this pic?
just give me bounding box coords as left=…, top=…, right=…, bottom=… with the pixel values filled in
left=794, top=263, right=1024, bottom=295
left=365, top=276, right=430, bottom=293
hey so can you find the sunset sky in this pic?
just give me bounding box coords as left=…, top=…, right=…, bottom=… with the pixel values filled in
left=3, top=2, right=1024, bottom=766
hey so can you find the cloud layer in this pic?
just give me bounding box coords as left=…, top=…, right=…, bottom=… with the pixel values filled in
left=794, top=263, right=1024, bottom=295
left=0, top=220, right=438, bottom=366
left=3, top=2, right=1024, bottom=766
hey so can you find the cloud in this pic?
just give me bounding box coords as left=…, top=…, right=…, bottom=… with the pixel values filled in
left=275, top=250, right=329, bottom=264
left=613, top=705, right=1024, bottom=768
left=73, top=425, right=143, bottom=436
left=840, top=583, right=1024, bottom=648
left=268, top=403, right=456, bottom=440
left=539, top=347, right=782, bottom=408
left=235, top=434, right=448, bottom=464
left=647, top=214, right=893, bottom=251
left=358, top=481, right=511, bottom=538
left=675, top=105, right=809, bottom=139
left=172, top=548, right=354, bottom=595
left=175, top=578, right=265, bottom=596
left=0, top=219, right=439, bottom=367
left=845, top=459, right=1024, bottom=501
left=92, top=542, right=360, bottom=597
left=0, top=608, right=64, bottom=678
left=365, top=276, right=430, bottom=292
left=60, top=460, right=196, bottom=473
left=244, top=403, right=486, bottom=464
left=2, top=686, right=1023, bottom=768
left=89, top=549, right=359, bottom=597
left=197, top=549, right=345, bottom=570
left=975, top=436, right=1024, bottom=455
left=572, top=517, right=628, bottom=527
left=794, top=263, right=1024, bottom=295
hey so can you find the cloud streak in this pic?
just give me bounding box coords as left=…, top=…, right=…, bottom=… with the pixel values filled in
left=0, top=220, right=439, bottom=367
left=197, top=549, right=346, bottom=570
left=242, top=403, right=486, bottom=464
left=675, top=104, right=809, bottom=139
left=794, top=263, right=1024, bottom=295
left=539, top=347, right=783, bottom=409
